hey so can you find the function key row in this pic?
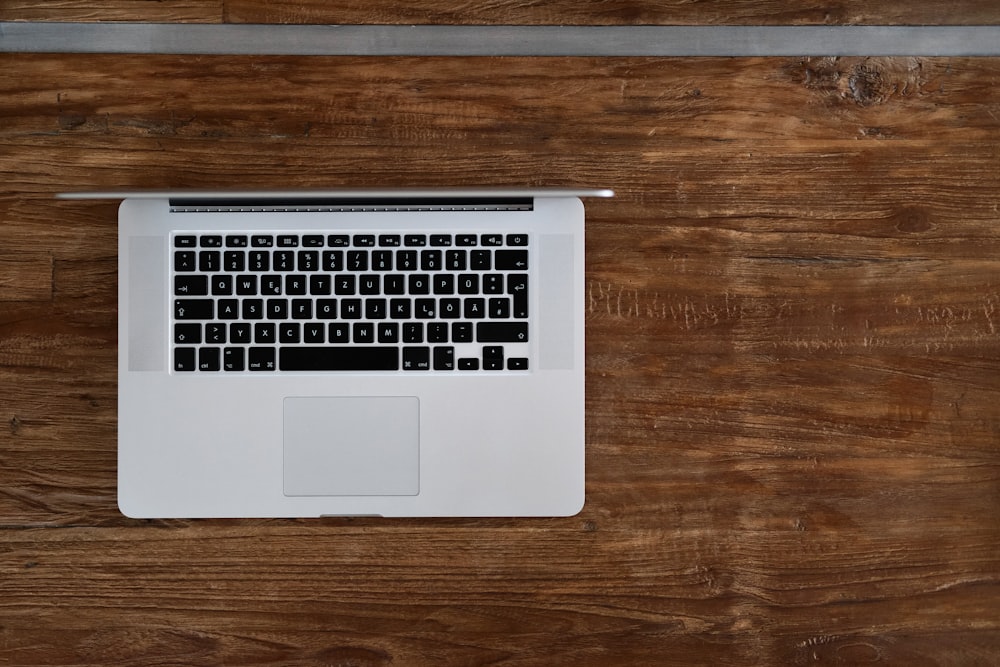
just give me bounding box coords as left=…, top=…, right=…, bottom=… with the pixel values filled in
left=174, top=233, right=528, bottom=249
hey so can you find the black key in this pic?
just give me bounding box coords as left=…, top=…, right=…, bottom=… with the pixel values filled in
left=408, top=274, right=430, bottom=295
left=446, top=250, right=466, bottom=271
left=277, top=235, right=299, bottom=247
left=200, top=235, right=223, bottom=248
left=174, top=251, right=196, bottom=271
left=174, top=235, right=197, bottom=248
left=509, top=274, right=528, bottom=318
left=496, top=249, right=528, bottom=270
left=347, top=250, right=368, bottom=271
left=280, top=323, right=300, bottom=343
left=281, top=347, right=399, bottom=371
left=483, top=345, right=504, bottom=370
left=403, top=323, right=423, bottom=343
left=372, top=250, right=393, bottom=271
left=366, top=298, right=387, bottom=320
left=341, top=299, right=362, bottom=319
left=452, top=322, right=473, bottom=342
left=174, top=347, right=196, bottom=371
left=359, top=275, right=380, bottom=295
left=261, top=275, right=282, bottom=295
left=506, top=233, right=529, bottom=246
left=458, top=358, right=479, bottom=370
left=242, top=299, right=263, bottom=319
left=316, top=299, right=337, bottom=319
left=266, top=299, right=288, bottom=319
left=205, top=323, right=226, bottom=344
left=464, top=298, right=485, bottom=319
left=421, top=250, right=441, bottom=271
left=303, top=235, right=324, bottom=247
left=328, top=235, right=350, bottom=247
left=274, top=250, right=295, bottom=271
left=310, top=275, right=331, bottom=295
left=223, top=347, right=245, bottom=371
left=198, top=250, right=220, bottom=272
left=456, top=234, right=477, bottom=246
left=353, top=234, right=376, bottom=247
left=415, top=299, right=436, bottom=319
left=390, top=299, right=411, bottom=319
left=174, top=299, right=213, bottom=320
left=402, top=347, right=430, bottom=370
left=248, top=251, right=270, bottom=271
left=174, top=323, right=201, bottom=344
left=323, top=250, right=344, bottom=272
left=470, top=250, right=491, bottom=270
left=404, top=234, right=427, bottom=247
left=248, top=347, right=276, bottom=371
left=481, top=234, right=503, bottom=246
left=328, top=323, right=350, bottom=343
left=217, top=299, right=239, bottom=319
left=298, top=250, right=319, bottom=271
left=229, top=323, right=251, bottom=343
left=291, top=299, right=312, bottom=319
left=251, top=235, right=274, bottom=247
left=457, top=274, right=479, bottom=294
left=174, top=275, right=208, bottom=296
left=483, top=274, right=504, bottom=294
left=489, top=298, right=510, bottom=319
left=483, top=345, right=504, bottom=360
left=379, top=234, right=401, bottom=247
left=378, top=323, right=399, bottom=343
left=211, top=275, right=233, bottom=295
left=397, top=250, right=418, bottom=271
left=433, top=275, right=454, bottom=295
left=285, top=275, right=307, bottom=295
left=439, top=298, right=460, bottom=319
left=434, top=346, right=455, bottom=370
left=477, top=322, right=528, bottom=342
left=353, top=323, right=374, bottom=343
left=199, top=347, right=221, bottom=371
left=427, top=322, right=448, bottom=343
left=226, top=235, right=248, bottom=248
left=235, top=275, right=257, bottom=295
left=507, top=357, right=529, bottom=370
left=384, top=275, right=405, bottom=294
left=254, top=323, right=275, bottom=343
left=430, top=234, right=452, bottom=246
left=303, top=323, right=325, bottom=343
left=224, top=250, right=245, bottom=272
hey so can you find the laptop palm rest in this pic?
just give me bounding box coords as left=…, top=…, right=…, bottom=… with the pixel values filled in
left=283, top=396, right=420, bottom=496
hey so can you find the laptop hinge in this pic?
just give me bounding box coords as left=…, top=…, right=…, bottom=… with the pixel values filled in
left=168, top=197, right=534, bottom=213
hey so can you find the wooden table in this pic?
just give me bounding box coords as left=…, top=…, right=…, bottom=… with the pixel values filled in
left=1, top=4, right=999, bottom=665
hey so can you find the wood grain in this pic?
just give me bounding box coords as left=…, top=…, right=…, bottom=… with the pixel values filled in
left=1, top=52, right=998, bottom=665
left=3, top=0, right=1000, bottom=25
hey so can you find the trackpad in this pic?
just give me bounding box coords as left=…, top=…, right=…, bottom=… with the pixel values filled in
left=283, top=397, right=419, bottom=496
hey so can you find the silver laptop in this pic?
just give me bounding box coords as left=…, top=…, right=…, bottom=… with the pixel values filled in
left=62, top=188, right=611, bottom=518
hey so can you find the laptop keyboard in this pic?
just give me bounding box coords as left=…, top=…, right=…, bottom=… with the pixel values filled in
left=171, top=231, right=530, bottom=372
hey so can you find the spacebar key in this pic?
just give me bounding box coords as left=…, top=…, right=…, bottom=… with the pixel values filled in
left=280, top=347, right=399, bottom=371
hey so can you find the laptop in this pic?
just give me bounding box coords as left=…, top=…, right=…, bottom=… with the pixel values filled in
left=60, top=188, right=612, bottom=518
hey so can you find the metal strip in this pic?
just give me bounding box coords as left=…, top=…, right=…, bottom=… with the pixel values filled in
left=2, top=23, right=1000, bottom=56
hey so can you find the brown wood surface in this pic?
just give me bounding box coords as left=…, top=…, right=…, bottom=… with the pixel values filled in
left=1, top=52, right=999, bottom=665
left=3, top=0, right=1000, bottom=25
